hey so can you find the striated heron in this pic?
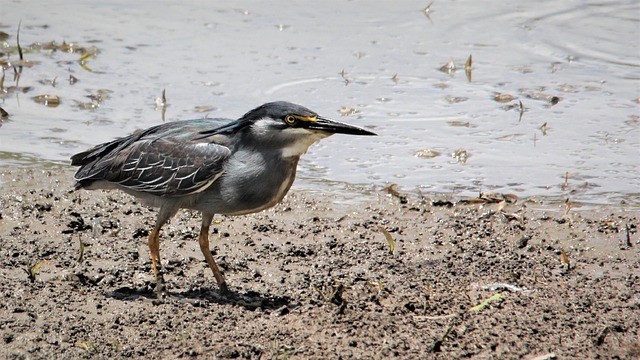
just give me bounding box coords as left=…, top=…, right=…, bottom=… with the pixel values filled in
left=71, top=101, right=376, bottom=295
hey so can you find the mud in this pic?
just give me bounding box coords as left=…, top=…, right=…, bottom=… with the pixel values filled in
left=0, top=168, right=638, bottom=359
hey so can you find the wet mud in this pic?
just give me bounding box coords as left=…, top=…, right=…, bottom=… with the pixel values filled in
left=0, top=169, right=638, bottom=359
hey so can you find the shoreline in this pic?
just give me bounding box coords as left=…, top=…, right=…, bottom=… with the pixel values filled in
left=0, top=168, right=638, bottom=359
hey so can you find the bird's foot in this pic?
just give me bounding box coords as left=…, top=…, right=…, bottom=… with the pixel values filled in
left=154, top=274, right=168, bottom=299
left=218, top=282, right=229, bottom=296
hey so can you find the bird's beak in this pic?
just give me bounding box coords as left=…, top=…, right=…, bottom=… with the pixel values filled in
left=306, top=116, right=377, bottom=136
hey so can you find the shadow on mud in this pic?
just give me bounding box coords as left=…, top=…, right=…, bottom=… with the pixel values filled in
left=107, top=286, right=294, bottom=312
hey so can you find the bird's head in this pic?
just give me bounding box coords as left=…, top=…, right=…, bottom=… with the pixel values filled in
left=201, top=101, right=376, bottom=157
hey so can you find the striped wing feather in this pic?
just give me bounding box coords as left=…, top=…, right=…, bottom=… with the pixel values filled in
left=73, top=120, right=232, bottom=196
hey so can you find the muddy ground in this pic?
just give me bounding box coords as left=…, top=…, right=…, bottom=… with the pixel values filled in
left=0, top=168, right=638, bottom=359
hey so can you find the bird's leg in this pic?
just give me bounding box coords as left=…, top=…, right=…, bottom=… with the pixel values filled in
left=199, top=213, right=228, bottom=293
left=148, top=205, right=178, bottom=297
left=147, top=226, right=166, bottom=295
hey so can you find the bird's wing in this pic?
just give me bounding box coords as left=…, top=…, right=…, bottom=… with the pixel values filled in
left=109, top=138, right=231, bottom=195
left=73, top=119, right=232, bottom=196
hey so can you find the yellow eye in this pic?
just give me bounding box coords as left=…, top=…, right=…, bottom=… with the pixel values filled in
left=284, top=115, right=298, bottom=125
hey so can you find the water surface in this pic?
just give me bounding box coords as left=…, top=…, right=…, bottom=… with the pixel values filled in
left=1, top=0, right=638, bottom=204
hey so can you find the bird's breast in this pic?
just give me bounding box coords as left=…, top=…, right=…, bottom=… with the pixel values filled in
left=194, top=150, right=299, bottom=215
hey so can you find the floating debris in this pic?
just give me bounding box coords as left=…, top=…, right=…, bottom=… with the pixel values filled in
left=414, top=149, right=441, bottom=159
left=452, top=148, right=468, bottom=164
left=32, top=94, right=61, bottom=107
left=37, top=77, right=58, bottom=87
left=521, top=90, right=560, bottom=105
left=439, top=59, right=456, bottom=75
left=562, top=172, right=570, bottom=191
left=447, top=120, right=473, bottom=127
left=339, top=106, right=359, bottom=117
left=0, top=85, right=33, bottom=97
left=539, top=122, right=548, bottom=136
left=465, top=54, right=472, bottom=82
left=500, top=100, right=524, bottom=121
left=12, top=59, right=40, bottom=68
left=514, top=65, right=534, bottom=74
left=155, top=88, right=168, bottom=121
left=73, top=89, right=111, bottom=110
left=518, top=100, right=524, bottom=122
left=155, top=88, right=167, bottom=107
left=78, top=52, right=95, bottom=72
left=33, top=40, right=101, bottom=55
left=0, top=106, right=8, bottom=119
left=339, top=69, right=350, bottom=85
left=501, top=103, right=519, bottom=111
left=17, top=21, right=24, bottom=62
left=445, top=95, right=468, bottom=104
left=87, top=89, right=111, bottom=103
left=391, top=73, right=399, bottom=84
left=494, top=93, right=515, bottom=103
left=69, top=74, right=79, bottom=85
left=423, top=1, right=434, bottom=23
left=194, top=105, right=217, bottom=113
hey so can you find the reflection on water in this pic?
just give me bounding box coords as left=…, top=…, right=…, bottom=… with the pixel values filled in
left=0, top=0, right=638, bottom=205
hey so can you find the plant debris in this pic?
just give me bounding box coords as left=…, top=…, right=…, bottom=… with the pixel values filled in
left=31, top=94, right=61, bottom=107
left=469, top=293, right=503, bottom=312
left=378, top=226, right=395, bottom=255
left=339, top=106, right=359, bottom=117
left=414, top=149, right=441, bottom=159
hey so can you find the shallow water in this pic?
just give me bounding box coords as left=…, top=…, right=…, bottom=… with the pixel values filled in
left=1, top=0, right=638, bottom=204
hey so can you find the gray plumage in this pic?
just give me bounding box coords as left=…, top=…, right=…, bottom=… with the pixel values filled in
left=71, top=101, right=376, bottom=295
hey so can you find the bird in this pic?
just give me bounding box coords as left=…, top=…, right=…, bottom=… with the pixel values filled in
left=70, top=101, right=376, bottom=295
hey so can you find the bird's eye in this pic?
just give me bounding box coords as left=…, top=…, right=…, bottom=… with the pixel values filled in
left=284, top=115, right=298, bottom=126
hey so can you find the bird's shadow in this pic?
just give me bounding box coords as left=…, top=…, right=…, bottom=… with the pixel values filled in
left=106, top=285, right=294, bottom=312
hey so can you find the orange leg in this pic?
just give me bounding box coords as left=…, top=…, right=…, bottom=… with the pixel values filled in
left=146, top=205, right=179, bottom=296
left=147, top=227, right=166, bottom=295
left=199, top=213, right=228, bottom=293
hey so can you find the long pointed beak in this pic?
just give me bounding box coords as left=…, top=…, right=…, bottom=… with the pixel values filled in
left=307, top=116, right=377, bottom=136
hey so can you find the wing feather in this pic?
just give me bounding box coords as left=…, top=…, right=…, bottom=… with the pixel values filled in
left=72, top=119, right=233, bottom=196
